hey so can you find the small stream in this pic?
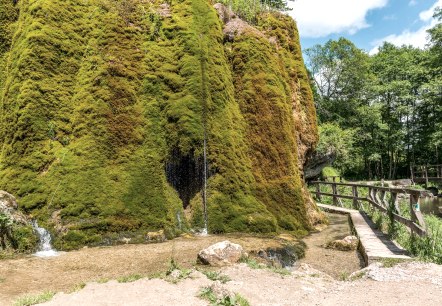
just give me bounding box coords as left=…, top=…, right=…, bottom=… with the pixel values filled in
left=420, top=197, right=442, bottom=218
left=299, top=213, right=364, bottom=278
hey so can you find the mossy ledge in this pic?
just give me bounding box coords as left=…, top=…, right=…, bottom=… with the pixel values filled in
left=0, top=0, right=318, bottom=250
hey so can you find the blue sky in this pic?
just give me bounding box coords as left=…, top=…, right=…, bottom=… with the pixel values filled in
left=288, top=0, right=442, bottom=54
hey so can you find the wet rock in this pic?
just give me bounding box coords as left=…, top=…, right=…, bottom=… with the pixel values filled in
left=198, top=240, right=244, bottom=266
left=325, top=235, right=358, bottom=251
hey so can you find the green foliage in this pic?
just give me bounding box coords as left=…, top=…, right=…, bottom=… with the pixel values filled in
left=201, top=270, right=231, bottom=283
left=11, top=224, right=38, bottom=252
left=0, top=213, right=12, bottom=228
left=198, top=287, right=250, bottom=306
left=317, top=123, right=355, bottom=172
left=321, top=167, right=339, bottom=178
left=117, top=274, right=144, bottom=283
left=13, top=291, right=55, bottom=306
left=217, top=0, right=292, bottom=24
left=0, top=0, right=315, bottom=247
left=306, top=16, right=442, bottom=179
left=239, top=256, right=264, bottom=269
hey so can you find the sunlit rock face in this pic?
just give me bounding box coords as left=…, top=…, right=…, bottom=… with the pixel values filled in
left=0, top=0, right=319, bottom=249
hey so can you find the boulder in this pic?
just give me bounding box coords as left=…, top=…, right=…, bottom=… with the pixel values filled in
left=198, top=240, right=244, bottom=266
left=325, top=235, right=358, bottom=251
left=0, top=191, right=27, bottom=224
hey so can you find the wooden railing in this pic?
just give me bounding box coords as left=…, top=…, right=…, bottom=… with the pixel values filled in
left=411, top=164, right=442, bottom=185
left=312, top=181, right=427, bottom=236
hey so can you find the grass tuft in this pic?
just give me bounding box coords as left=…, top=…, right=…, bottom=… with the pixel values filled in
left=13, top=291, right=55, bottom=306
left=117, top=274, right=144, bottom=283
left=200, top=270, right=231, bottom=283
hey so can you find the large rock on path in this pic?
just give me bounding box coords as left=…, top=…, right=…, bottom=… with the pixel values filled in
left=325, top=235, right=358, bottom=251
left=198, top=241, right=245, bottom=266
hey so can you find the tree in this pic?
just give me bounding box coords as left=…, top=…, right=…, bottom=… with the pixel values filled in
left=305, top=38, right=371, bottom=124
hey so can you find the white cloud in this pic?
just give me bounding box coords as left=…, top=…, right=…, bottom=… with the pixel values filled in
left=409, top=0, right=418, bottom=6
left=288, top=0, right=388, bottom=38
left=369, top=0, right=441, bottom=54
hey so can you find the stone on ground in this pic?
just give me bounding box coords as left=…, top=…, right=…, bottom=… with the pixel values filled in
left=198, top=241, right=244, bottom=266
left=326, top=235, right=358, bottom=251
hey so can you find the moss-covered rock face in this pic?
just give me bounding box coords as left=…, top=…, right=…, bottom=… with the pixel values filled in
left=0, top=0, right=319, bottom=249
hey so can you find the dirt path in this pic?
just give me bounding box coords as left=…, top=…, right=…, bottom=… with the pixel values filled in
left=2, top=215, right=441, bottom=305
left=40, top=262, right=442, bottom=306
left=0, top=234, right=295, bottom=305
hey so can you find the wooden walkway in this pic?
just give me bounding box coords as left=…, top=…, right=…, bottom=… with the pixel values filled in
left=318, top=203, right=411, bottom=266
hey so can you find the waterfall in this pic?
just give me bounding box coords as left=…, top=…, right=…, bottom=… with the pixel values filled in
left=201, top=133, right=208, bottom=235
left=200, top=32, right=209, bottom=236
left=32, top=221, right=58, bottom=257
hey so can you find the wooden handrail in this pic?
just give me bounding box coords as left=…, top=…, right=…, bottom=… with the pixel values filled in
left=312, top=180, right=427, bottom=236
left=311, top=181, right=423, bottom=195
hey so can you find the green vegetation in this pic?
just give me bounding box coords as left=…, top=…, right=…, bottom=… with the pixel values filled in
left=0, top=0, right=317, bottom=249
left=117, top=274, right=144, bottom=283
left=68, top=282, right=86, bottom=293
left=240, top=255, right=292, bottom=275
left=13, top=291, right=55, bottom=306
left=200, top=270, right=231, bottom=283
left=217, top=0, right=292, bottom=24
left=321, top=167, right=340, bottom=179
left=306, top=9, right=442, bottom=178
left=198, top=286, right=250, bottom=306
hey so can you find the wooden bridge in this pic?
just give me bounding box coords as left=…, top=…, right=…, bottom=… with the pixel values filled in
left=411, top=164, right=442, bottom=185
left=311, top=180, right=428, bottom=265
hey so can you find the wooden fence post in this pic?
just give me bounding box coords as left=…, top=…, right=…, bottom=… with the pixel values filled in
left=331, top=183, right=339, bottom=206
left=379, top=190, right=387, bottom=208
left=352, top=185, right=359, bottom=209
left=391, top=192, right=400, bottom=214
left=409, top=193, right=426, bottom=233
left=424, top=166, right=429, bottom=186
left=315, top=182, right=322, bottom=202
left=410, top=164, right=414, bottom=183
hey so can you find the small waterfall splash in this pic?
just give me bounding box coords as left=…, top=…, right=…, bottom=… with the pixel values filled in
left=32, top=221, right=58, bottom=257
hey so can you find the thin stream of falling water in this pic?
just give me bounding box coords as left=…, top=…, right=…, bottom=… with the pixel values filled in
left=200, top=32, right=209, bottom=236
left=32, top=221, right=58, bottom=257
left=202, top=134, right=208, bottom=235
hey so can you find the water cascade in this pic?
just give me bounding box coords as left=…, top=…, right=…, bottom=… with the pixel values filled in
left=200, top=32, right=209, bottom=236
left=201, top=133, right=209, bottom=235
left=32, top=221, right=58, bottom=257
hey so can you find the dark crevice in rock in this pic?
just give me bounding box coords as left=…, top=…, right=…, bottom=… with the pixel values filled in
left=165, top=148, right=204, bottom=209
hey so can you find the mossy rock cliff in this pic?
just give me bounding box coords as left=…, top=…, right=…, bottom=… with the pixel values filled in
left=0, top=0, right=320, bottom=250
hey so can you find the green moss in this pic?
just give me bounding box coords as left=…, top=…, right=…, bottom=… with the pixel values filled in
left=0, top=0, right=317, bottom=248
left=12, top=224, right=38, bottom=253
